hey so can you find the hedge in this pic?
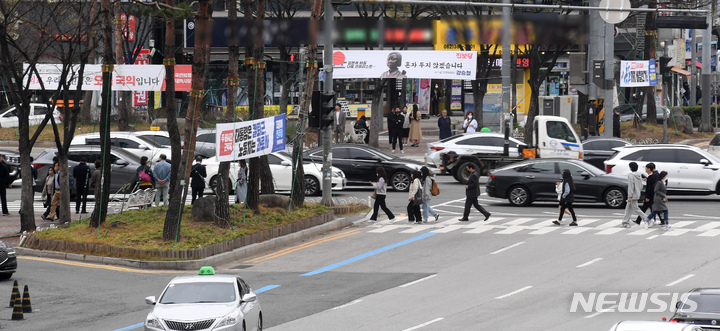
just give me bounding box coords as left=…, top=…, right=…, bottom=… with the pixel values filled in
left=680, top=106, right=719, bottom=128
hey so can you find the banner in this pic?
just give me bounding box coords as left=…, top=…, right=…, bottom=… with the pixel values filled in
left=215, top=114, right=286, bottom=162
left=450, top=80, right=462, bottom=110
left=24, top=64, right=192, bottom=91
left=620, top=60, right=657, bottom=87
left=417, top=79, right=431, bottom=114
left=332, top=50, right=477, bottom=80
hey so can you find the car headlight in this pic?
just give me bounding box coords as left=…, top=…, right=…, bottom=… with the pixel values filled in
left=145, top=313, right=165, bottom=330
left=7, top=248, right=15, bottom=257
left=214, top=311, right=240, bottom=329
left=332, top=171, right=344, bottom=178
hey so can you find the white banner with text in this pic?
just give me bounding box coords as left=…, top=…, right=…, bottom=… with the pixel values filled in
left=23, top=64, right=193, bottom=91
left=332, top=50, right=477, bottom=80
left=215, top=114, right=287, bottom=162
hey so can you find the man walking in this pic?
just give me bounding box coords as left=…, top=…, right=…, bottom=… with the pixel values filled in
left=622, top=162, right=649, bottom=227
left=153, top=154, right=171, bottom=206
left=73, top=157, right=90, bottom=214
left=460, top=163, right=491, bottom=222
left=389, top=107, right=405, bottom=154
left=332, top=103, right=346, bottom=143
left=190, top=155, right=207, bottom=203
left=0, top=157, right=9, bottom=216
left=635, top=162, right=659, bottom=225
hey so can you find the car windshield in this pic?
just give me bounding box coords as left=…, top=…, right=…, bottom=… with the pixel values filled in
left=439, top=135, right=465, bottom=143
left=134, top=135, right=163, bottom=148
left=112, top=148, right=142, bottom=164
left=369, top=148, right=395, bottom=161
left=679, top=293, right=720, bottom=313
left=144, top=135, right=172, bottom=146
left=159, top=282, right=236, bottom=304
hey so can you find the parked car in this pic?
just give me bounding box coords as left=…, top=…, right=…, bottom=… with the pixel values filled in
left=486, top=158, right=628, bottom=208
left=71, top=132, right=173, bottom=162
left=603, top=144, right=720, bottom=195
left=135, top=130, right=217, bottom=158
left=32, top=146, right=143, bottom=194
left=615, top=104, right=671, bottom=123
left=669, top=288, right=720, bottom=326
left=304, top=144, right=425, bottom=191
left=0, top=148, right=20, bottom=183
left=425, top=132, right=526, bottom=169
left=0, top=103, right=61, bottom=128
left=609, top=321, right=709, bottom=331
left=144, top=267, right=262, bottom=331
left=708, top=132, right=720, bottom=159
left=0, top=239, right=17, bottom=280
left=581, top=137, right=632, bottom=170
left=203, top=152, right=346, bottom=196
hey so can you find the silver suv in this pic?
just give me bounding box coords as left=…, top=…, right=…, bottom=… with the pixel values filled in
left=603, top=144, right=720, bottom=195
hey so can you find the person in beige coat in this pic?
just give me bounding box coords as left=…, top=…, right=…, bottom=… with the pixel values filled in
left=408, top=104, right=423, bottom=146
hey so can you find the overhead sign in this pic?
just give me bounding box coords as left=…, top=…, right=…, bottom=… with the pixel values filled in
left=332, top=50, right=477, bottom=80
left=215, top=114, right=286, bottom=162
left=24, top=64, right=193, bottom=91
left=619, top=60, right=658, bottom=87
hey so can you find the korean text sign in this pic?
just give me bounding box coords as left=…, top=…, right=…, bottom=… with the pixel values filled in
left=23, top=64, right=192, bottom=91
left=332, top=50, right=477, bottom=80
left=215, top=114, right=286, bottom=161
left=620, top=60, right=658, bottom=87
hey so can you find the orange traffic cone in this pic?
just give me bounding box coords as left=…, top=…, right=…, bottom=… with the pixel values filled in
left=21, top=285, right=31, bottom=313
left=11, top=294, right=22, bottom=320
left=8, top=280, right=18, bottom=308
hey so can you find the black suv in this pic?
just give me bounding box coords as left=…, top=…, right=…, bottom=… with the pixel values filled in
left=0, top=240, right=17, bottom=280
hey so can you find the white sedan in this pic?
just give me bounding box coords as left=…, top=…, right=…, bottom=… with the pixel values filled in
left=425, top=132, right=526, bottom=169
left=203, top=152, right=346, bottom=196
left=0, top=103, right=62, bottom=128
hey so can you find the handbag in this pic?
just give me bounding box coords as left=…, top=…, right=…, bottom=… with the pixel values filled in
left=371, top=190, right=377, bottom=199
left=413, top=185, right=423, bottom=205
left=431, top=179, right=440, bottom=196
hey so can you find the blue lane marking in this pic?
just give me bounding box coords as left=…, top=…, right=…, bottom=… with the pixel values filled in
left=256, top=285, right=281, bottom=293
left=300, top=232, right=437, bottom=276
left=113, top=322, right=144, bottom=331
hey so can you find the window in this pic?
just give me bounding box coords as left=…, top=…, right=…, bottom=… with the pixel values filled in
left=528, top=162, right=556, bottom=174
left=546, top=121, right=577, bottom=143
left=331, top=148, right=349, bottom=159
left=608, top=141, right=629, bottom=149
left=237, top=278, right=249, bottom=297
left=67, top=152, right=88, bottom=162
left=111, top=138, right=140, bottom=149
left=85, top=138, right=101, bottom=146
left=159, top=282, right=236, bottom=304
left=621, top=150, right=647, bottom=161
left=196, top=133, right=216, bottom=143
left=676, top=149, right=705, bottom=164
left=644, top=149, right=677, bottom=163
left=583, top=141, right=599, bottom=150
left=145, top=135, right=171, bottom=146
left=710, top=134, right=720, bottom=146
left=267, top=154, right=282, bottom=165
left=559, top=163, right=589, bottom=176
left=456, top=137, right=497, bottom=146
left=347, top=148, right=375, bottom=160
left=33, top=106, right=49, bottom=116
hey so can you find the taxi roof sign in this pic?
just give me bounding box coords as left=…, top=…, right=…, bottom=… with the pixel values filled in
left=198, top=266, right=215, bottom=275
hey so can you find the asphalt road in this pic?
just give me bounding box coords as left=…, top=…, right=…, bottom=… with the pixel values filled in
left=3, top=173, right=720, bottom=331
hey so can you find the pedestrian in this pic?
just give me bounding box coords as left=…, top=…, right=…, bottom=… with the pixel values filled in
left=45, top=163, right=62, bottom=221
left=72, top=157, right=90, bottom=214
left=41, top=167, right=55, bottom=209
left=354, top=115, right=370, bottom=144
left=332, top=103, right=346, bottom=144
left=389, top=107, right=404, bottom=154
left=235, top=159, right=248, bottom=204
left=635, top=163, right=659, bottom=225
left=460, top=163, right=491, bottom=222
left=408, top=104, right=423, bottom=146
left=406, top=170, right=423, bottom=224
left=552, top=169, right=578, bottom=226
left=421, top=166, right=439, bottom=223
left=683, top=82, right=690, bottom=106
left=153, top=154, right=171, bottom=207
left=555, top=181, right=571, bottom=217
left=463, top=111, right=478, bottom=133
left=369, top=166, right=395, bottom=222
left=621, top=162, right=649, bottom=228
left=696, top=85, right=702, bottom=104
left=613, top=108, right=621, bottom=138
left=643, top=171, right=670, bottom=229
left=135, top=156, right=155, bottom=191
left=438, top=109, right=452, bottom=139
left=402, top=106, right=411, bottom=144
left=90, top=160, right=102, bottom=198
left=190, top=155, right=207, bottom=203
left=0, top=157, right=9, bottom=216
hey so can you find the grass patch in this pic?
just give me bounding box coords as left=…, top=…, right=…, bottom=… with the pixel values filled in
left=32, top=203, right=329, bottom=252
left=621, top=122, right=716, bottom=143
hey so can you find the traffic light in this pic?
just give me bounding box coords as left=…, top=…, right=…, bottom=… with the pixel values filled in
left=319, top=91, right=336, bottom=129
left=659, top=56, right=672, bottom=83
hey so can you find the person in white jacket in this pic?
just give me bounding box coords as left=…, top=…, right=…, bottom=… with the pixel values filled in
left=621, top=162, right=649, bottom=228
left=406, top=170, right=423, bottom=224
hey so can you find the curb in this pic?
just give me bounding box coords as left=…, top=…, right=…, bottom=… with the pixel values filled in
left=0, top=141, right=55, bottom=148
left=16, top=217, right=353, bottom=270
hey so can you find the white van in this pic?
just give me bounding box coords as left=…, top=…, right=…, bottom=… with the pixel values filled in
left=532, top=115, right=583, bottom=159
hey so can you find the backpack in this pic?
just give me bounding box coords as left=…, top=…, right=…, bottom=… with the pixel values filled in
left=138, top=167, right=152, bottom=182
left=430, top=179, right=440, bottom=196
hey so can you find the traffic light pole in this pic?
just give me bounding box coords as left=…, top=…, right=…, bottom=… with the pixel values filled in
left=321, top=0, right=334, bottom=206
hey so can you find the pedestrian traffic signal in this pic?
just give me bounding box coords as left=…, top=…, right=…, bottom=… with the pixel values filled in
left=319, top=91, right=336, bottom=129
left=659, top=56, right=672, bottom=83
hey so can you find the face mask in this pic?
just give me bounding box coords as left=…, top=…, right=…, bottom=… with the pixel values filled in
left=468, top=115, right=473, bottom=120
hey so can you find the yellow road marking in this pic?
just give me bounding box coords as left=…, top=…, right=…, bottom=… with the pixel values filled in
left=694, top=142, right=708, bottom=147
left=19, top=256, right=188, bottom=274
left=244, top=229, right=363, bottom=263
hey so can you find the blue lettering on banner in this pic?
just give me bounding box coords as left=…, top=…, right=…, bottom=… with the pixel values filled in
left=252, top=122, right=266, bottom=138
left=272, top=114, right=287, bottom=153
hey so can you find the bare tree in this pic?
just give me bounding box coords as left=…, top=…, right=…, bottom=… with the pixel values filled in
left=525, top=43, right=567, bottom=146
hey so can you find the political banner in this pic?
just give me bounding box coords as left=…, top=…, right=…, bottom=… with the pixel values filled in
left=215, top=114, right=286, bottom=162
left=620, top=60, right=657, bottom=87
left=332, top=50, right=477, bottom=80
left=23, top=64, right=192, bottom=91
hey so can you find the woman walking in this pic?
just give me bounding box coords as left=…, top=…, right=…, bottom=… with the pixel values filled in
left=407, top=170, right=423, bottom=224
left=408, top=105, right=423, bottom=146
left=643, top=171, right=670, bottom=229
left=552, top=169, right=578, bottom=226
left=41, top=167, right=55, bottom=209
left=235, top=160, right=248, bottom=204
left=463, top=111, right=478, bottom=133
left=438, top=109, right=452, bottom=139
left=421, top=166, right=440, bottom=223
left=369, top=167, right=395, bottom=222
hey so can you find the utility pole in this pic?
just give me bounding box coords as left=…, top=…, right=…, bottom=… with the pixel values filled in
left=321, top=0, right=334, bottom=206
left=700, top=1, right=713, bottom=131
left=501, top=0, right=511, bottom=136
left=603, top=16, right=614, bottom=137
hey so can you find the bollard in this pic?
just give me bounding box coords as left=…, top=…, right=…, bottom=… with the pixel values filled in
left=21, top=285, right=31, bottom=313
left=9, top=280, right=18, bottom=308
left=11, top=294, right=22, bottom=320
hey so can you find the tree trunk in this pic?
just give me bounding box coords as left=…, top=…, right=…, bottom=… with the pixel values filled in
left=472, top=80, right=487, bottom=128
left=368, top=79, right=387, bottom=147
left=114, top=7, right=131, bottom=131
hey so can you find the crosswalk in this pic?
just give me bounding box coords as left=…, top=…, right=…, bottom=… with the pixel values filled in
left=366, top=216, right=720, bottom=238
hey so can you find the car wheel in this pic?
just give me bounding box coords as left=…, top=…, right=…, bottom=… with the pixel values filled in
left=456, top=162, right=478, bottom=185
left=604, top=187, right=626, bottom=209
left=304, top=175, right=320, bottom=196
left=210, top=175, right=233, bottom=195
left=0, top=274, right=11, bottom=280
left=258, top=314, right=263, bottom=331
left=507, top=185, right=531, bottom=206
left=390, top=171, right=411, bottom=191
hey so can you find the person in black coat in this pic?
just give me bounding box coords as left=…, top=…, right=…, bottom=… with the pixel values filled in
left=0, top=157, right=9, bottom=215
left=636, top=162, right=660, bottom=225
left=389, top=107, right=405, bottom=153
left=73, top=157, right=91, bottom=214
left=613, top=108, right=621, bottom=138
left=459, top=163, right=490, bottom=222
left=190, top=155, right=207, bottom=203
